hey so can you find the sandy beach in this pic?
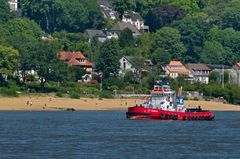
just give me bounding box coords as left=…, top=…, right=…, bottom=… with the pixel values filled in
left=0, top=96, right=239, bottom=111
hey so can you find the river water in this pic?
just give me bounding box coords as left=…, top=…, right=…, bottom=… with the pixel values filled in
left=0, top=111, right=239, bottom=159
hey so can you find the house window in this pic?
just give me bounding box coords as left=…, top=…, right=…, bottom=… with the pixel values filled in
left=10, top=4, right=16, bottom=11
left=78, top=58, right=85, bottom=63
left=123, top=62, right=126, bottom=71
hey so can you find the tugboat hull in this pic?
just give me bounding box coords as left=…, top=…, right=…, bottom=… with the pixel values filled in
left=126, top=106, right=214, bottom=121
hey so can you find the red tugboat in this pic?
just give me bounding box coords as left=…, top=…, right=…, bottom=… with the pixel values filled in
left=126, top=79, right=214, bottom=121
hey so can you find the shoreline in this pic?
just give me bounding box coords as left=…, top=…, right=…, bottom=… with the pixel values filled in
left=0, top=96, right=239, bottom=111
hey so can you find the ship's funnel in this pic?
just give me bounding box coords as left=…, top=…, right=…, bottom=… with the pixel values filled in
left=177, top=96, right=184, bottom=112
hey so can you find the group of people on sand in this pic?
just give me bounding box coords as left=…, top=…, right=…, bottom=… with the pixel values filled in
left=26, top=96, right=53, bottom=110
left=26, top=96, right=33, bottom=106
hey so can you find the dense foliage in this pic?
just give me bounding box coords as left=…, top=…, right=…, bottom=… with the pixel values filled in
left=20, top=0, right=104, bottom=32
left=0, top=0, right=12, bottom=23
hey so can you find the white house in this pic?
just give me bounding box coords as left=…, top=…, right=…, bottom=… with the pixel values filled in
left=185, top=63, right=211, bottom=84
left=122, top=11, right=149, bottom=32
left=119, top=56, right=153, bottom=76
left=119, top=56, right=136, bottom=75
left=98, top=0, right=118, bottom=20
left=8, top=0, right=18, bottom=11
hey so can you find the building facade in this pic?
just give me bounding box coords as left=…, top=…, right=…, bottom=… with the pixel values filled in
left=85, top=29, right=107, bottom=43
left=165, top=61, right=189, bottom=78
left=119, top=56, right=153, bottom=76
left=122, top=11, right=149, bottom=32
left=186, top=63, right=211, bottom=84
left=98, top=0, right=118, bottom=20
left=59, top=51, right=93, bottom=73
left=8, top=0, right=18, bottom=11
left=108, top=22, right=141, bottom=39
left=119, top=56, right=136, bottom=75
left=233, top=62, right=240, bottom=85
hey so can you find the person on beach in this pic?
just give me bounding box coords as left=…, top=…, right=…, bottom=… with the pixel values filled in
left=26, top=101, right=29, bottom=106
left=29, top=101, right=33, bottom=106
left=42, top=103, right=47, bottom=109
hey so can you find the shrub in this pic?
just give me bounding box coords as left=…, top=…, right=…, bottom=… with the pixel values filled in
left=44, top=82, right=58, bottom=93
left=25, top=82, right=41, bottom=92
left=70, top=92, right=80, bottom=99
left=0, top=87, right=18, bottom=97
left=193, top=97, right=199, bottom=101
left=103, top=77, right=125, bottom=90
left=55, top=92, right=63, bottom=97
left=124, top=85, right=135, bottom=92
left=204, top=97, right=211, bottom=101
left=99, top=91, right=113, bottom=99
left=110, top=85, right=119, bottom=91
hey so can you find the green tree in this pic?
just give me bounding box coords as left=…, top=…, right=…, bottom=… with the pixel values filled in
left=72, top=67, right=86, bottom=81
left=134, top=0, right=162, bottom=17
left=4, top=18, right=42, bottom=40
left=200, top=41, right=226, bottom=64
left=152, top=27, right=186, bottom=59
left=130, top=56, right=146, bottom=83
left=173, top=17, right=211, bottom=62
left=119, top=28, right=134, bottom=47
left=151, top=48, right=171, bottom=65
left=207, top=27, right=240, bottom=65
left=0, top=45, right=19, bottom=76
left=0, top=25, right=9, bottom=45
left=20, top=0, right=61, bottom=32
left=3, top=18, right=43, bottom=76
left=0, top=0, right=12, bottom=23
left=97, top=39, right=120, bottom=78
left=113, top=0, right=135, bottom=18
left=196, top=0, right=207, bottom=9
left=137, top=32, right=152, bottom=57
left=20, top=0, right=104, bottom=32
left=203, top=0, right=237, bottom=28
left=146, top=5, right=186, bottom=31
left=209, top=71, right=220, bottom=83
left=169, top=0, right=200, bottom=15
left=123, top=70, right=135, bottom=83
left=53, top=31, right=90, bottom=53
left=218, top=0, right=240, bottom=31
left=29, top=41, right=69, bottom=91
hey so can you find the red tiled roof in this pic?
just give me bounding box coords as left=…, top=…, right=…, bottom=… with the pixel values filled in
left=72, top=52, right=86, bottom=59
left=185, top=63, right=210, bottom=71
left=59, top=51, right=93, bottom=67
left=60, top=51, right=86, bottom=60
left=166, top=66, right=189, bottom=73
left=166, top=61, right=189, bottom=73
left=169, top=61, right=183, bottom=66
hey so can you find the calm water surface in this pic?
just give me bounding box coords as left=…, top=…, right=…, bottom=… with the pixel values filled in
left=0, top=111, right=239, bottom=159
